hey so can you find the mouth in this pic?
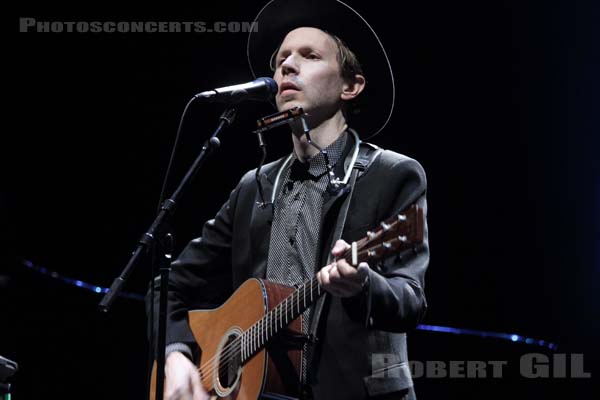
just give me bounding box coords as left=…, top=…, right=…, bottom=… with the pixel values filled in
left=279, top=81, right=300, bottom=96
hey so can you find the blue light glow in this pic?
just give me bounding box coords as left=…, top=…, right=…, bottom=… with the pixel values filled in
left=21, top=259, right=145, bottom=301
left=20, top=258, right=559, bottom=349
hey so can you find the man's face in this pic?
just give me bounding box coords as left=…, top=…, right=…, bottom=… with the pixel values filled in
left=273, top=27, right=347, bottom=121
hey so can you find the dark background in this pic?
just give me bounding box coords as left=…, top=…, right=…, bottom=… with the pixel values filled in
left=3, top=0, right=598, bottom=398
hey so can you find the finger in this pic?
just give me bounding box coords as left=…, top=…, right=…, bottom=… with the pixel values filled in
left=331, top=239, right=351, bottom=256
left=166, top=387, right=190, bottom=400
left=319, top=264, right=334, bottom=274
left=190, top=368, right=205, bottom=400
left=334, top=239, right=350, bottom=251
left=335, top=260, right=368, bottom=288
left=335, top=259, right=356, bottom=278
left=317, top=264, right=333, bottom=285
left=328, top=264, right=340, bottom=280
left=318, top=265, right=331, bottom=287
left=328, top=266, right=362, bottom=290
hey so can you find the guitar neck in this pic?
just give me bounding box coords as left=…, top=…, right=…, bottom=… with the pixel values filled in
left=240, top=276, right=322, bottom=363
left=240, top=204, right=424, bottom=363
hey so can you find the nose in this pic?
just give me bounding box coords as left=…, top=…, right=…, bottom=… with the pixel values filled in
left=280, top=54, right=299, bottom=76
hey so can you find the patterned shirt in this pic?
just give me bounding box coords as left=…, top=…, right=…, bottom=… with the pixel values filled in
left=266, top=131, right=348, bottom=381
left=164, top=132, right=350, bottom=376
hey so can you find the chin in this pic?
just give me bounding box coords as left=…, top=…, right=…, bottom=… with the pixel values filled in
left=277, top=100, right=304, bottom=112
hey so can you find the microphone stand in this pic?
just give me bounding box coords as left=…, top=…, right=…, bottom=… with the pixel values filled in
left=98, top=107, right=237, bottom=400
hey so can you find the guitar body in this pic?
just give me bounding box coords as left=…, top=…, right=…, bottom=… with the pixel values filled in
left=149, top=204, right=424, bottom=400
left=150, top=278, right=302, bottom=400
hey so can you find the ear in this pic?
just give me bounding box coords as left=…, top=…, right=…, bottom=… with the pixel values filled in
left=340, top=74, right=366, bottom=101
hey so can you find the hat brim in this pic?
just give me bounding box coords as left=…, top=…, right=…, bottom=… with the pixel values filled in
left=247, top=0, right=395, bottom=139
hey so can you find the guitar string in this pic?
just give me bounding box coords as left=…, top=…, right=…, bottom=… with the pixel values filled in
left=196, top=237, right=395, bottom=388
left=199, top=277, right=320, bottom=381
left=199, top=246, right=361, bottom=374
left=196, top=277, right=322, bottom=387
left=194, top=214, right=412, bottom=388
left=197, top=244, right=390, bottom=388
left=196, top=241, right=370, bottom=387
left=149, top=215, right=411, bottom=391
left=196, top=293, right=304, bottom=388
left=195, top=243, right=386, bottom=388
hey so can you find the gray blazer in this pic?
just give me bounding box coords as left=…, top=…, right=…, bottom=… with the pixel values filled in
left=152, top=132, right=429, bottom=400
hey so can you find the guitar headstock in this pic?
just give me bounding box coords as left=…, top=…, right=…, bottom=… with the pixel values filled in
left=345, top=204, right=424, bottom=266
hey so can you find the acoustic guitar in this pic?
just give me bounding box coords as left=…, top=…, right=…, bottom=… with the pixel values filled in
left=150, top=204, right=424, bottom=400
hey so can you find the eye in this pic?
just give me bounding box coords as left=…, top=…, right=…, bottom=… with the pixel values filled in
left=307, top=53, right=319, bottom=60
left=275, top=51, right=290, bottom=67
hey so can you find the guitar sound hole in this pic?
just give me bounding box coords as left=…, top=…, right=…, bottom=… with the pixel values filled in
left=218, top=333, right=242, bottom=389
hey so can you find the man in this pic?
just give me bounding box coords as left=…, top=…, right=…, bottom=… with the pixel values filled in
left=151, top=1, right=429, bottom=399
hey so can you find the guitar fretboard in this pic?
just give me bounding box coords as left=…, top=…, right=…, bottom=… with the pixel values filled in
left=235, top=204, right=422, bottom=363
left=240, top=277, right=322, bottom=363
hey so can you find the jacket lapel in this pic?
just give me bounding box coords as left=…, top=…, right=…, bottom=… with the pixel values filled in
left=321, top=188, right=350, bottom=229
left=248, top=162, right=280, bottom=278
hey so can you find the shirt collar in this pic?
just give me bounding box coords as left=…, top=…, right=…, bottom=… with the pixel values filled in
left=292, top=131, right=348, bottom=179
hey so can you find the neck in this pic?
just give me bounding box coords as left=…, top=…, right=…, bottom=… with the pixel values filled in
left=289, top=110, right=347, bottom=161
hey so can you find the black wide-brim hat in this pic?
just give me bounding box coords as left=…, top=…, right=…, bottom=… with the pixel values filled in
left=247, top=0, right=395, bottom=139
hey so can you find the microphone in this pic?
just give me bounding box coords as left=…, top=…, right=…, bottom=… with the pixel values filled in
left=194, top=77, right=278, bottom=104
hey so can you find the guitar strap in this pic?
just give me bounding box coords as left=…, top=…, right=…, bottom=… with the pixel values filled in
left=305, top=140, right=383, bottom=372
